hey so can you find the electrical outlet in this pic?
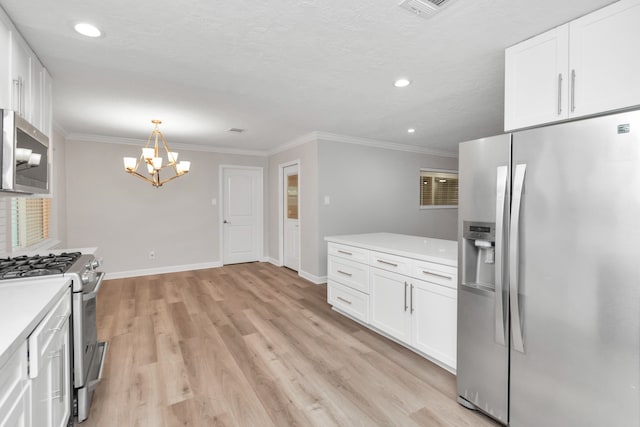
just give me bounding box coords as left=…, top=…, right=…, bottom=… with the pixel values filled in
left=149, top=251, right=156, bottom=260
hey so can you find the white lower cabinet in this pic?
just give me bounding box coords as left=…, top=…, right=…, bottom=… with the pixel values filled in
left=369, top=268, right=411, bottom=345
left=326, top=237, right=458, bottom=372
left=0, top=343, right=31, bottom=427
left=411, top=279, right=457, bottom=369
left=29, top=289, right=71, bottom=427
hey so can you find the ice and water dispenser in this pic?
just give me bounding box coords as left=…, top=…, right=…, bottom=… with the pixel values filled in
left=461, top=221, right=496, bottom=291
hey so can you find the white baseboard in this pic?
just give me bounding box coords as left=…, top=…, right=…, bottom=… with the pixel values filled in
left=106, top=261, right=222, bottom=280
left=267, top=257, right=282, bottom=266
left=298, top=270, right=327, bottom=285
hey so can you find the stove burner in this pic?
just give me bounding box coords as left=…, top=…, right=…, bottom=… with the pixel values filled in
left=0, top=252, right=82, bottom=280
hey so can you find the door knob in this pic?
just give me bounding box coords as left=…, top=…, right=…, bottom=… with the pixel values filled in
left=223, top=220, right=230, bottom=224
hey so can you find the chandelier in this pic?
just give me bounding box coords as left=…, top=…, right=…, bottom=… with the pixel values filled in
left=123, top=120, right=191, bottom=187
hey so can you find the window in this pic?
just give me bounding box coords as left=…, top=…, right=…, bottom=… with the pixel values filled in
left=11, top=197, right=50, bottom=249
left=420, top=169, right=458, bottom=208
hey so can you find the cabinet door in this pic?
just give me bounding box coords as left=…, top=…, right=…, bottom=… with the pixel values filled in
left=30, top=58, right=43, bottom=132
left=369, top=267, right=411, bottom=345
left=41, top=69, right=52, bottom=137
left=52, top=318, right=71, bottom=427
left=0, top=14, right=11, bottom=110
left=10, top=32, right=31, bottom=119
left=0, top=384, right=30, bottom=427
left=504, top=25, right=569, bottom=131
left=411, top=279, right=457, bottom=370
left=569, top=0, right=640, bottom=118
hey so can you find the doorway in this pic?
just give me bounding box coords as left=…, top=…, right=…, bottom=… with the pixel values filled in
left=220, top=166, right=263, bottom=265
left=280, top=162, right=300, bottom=271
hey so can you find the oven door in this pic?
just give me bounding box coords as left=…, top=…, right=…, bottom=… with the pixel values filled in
left=73, top=272, right=104, bottom=388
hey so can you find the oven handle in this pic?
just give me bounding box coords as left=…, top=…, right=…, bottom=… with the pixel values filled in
left=82, top=272, right=105, bottom=302
left=87, top=342, right=108, bottom=391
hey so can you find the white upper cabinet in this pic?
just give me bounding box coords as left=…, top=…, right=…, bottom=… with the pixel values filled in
left=0, top=6, right=51, bottom=136
left=10, top=32, right=31, bottom=121
left=505, top=0, right=640, bottom=131
left=504, top=26, right=569, bottom=130
left=0, top=16, right=11, bottom=110
left=569, top=0, right=640, bottom=117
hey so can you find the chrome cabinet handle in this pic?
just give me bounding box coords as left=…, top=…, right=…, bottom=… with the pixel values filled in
left=336, top=296, right=352, bottom=305
left=421, top=270, right=451, bottom=280
left=510, top=164, right=526, bottom=353
left=494, top=165, right=508, bottom=346
left=570, top=69, right=576, bottom=113
left=404, top=281, right=408, bottom=311
left=557, top=73, right=563, bottom=115
left=377, top=259, right=398, bottom=267
left=337, top=250, right=352, bottom=256
left=337, top=270, right=352, bottom=277
left=410, top=284, right=414, bottom=314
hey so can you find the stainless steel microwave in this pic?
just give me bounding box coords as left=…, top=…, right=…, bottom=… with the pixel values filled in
left=0, top=110, right=49, bottom=194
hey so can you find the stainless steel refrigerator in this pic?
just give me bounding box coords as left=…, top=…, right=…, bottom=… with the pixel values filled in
left=456, top=110, right=640, bottom=426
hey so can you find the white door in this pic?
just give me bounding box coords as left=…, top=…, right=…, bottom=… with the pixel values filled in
left=283, top=164, right=299, bottom=271
left=222, top=167, right=263, bottom=265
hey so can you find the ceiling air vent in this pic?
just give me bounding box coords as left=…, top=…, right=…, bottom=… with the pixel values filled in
left=398, top=0, right=457, bottom=19
left=227, top=128, right=246, bottom=133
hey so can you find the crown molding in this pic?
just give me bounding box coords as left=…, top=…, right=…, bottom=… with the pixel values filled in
left=267, top=131, right=319, bottom=156
left=315, top=132, right=458, bottom=158
left=52, top=121, right=69, bottom=138
left=64, top=132, right=269, bottom=157
left=269, top=131, right=457, bottom=158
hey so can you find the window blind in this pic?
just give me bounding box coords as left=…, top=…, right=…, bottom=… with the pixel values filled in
left=12, top=197, right=51, bottom=249
left=420, top=171, right=458, bottom=206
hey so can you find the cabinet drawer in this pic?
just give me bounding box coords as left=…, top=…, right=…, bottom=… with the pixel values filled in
left=369, top=251, right=413, bottom=276
left=413, top=261, right=457, bottom=290
left=0, top=341, right=28, bottom=410
left=327, top=280, right=369, bottom=323
left=328, top=243, right=368, bottom=264
left=28, top=288, right=71, bottom=378
left=328, top=256, right=369, bottom=294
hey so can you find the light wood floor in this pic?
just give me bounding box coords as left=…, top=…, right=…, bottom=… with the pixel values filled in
left=82, top=262, right=498, bottom=427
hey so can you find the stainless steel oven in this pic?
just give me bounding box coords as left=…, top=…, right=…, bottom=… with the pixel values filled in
left=66, top=255, right=107, bottom=423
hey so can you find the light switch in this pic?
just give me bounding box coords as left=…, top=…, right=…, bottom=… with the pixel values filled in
left=211, top=198, right=217, bottom=206
left=323, top=195, right=330, bottom=205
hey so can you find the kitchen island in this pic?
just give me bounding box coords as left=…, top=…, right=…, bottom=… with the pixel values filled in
left=325, top=232, right=458, bottom=372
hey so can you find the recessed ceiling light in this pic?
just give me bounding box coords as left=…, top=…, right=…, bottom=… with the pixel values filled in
left=408, top=128, right=416, bottom=133
left=394, top=78, right=411, bottom=88
left=74, top=23, right=102, bottom=38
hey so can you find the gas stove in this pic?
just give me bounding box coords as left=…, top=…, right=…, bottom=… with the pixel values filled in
left=0, top=252, right=82, bottom=279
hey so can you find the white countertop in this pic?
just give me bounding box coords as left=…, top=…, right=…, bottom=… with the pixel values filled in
left=0, top=276, right=72, bottom=369
left=325, top=232, right=457, bottom=266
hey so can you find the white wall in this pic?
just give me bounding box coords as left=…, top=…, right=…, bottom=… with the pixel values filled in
left=317, top=139, right=458, bottom=276
left=65, top=139, right=267, bottom=276
left=267, top=140, right=320, bottom=279
left=266, top=135, right=459, bottom=281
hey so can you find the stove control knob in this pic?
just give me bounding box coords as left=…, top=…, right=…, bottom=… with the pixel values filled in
left=81, top=270, right=91, bottom=284
left=86, top=257, right=102, bottom=270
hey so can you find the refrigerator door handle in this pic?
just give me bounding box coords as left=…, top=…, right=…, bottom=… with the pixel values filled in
left=494, top=165, right=508, bottom=346
left=510, top=163, right=526, bottom=353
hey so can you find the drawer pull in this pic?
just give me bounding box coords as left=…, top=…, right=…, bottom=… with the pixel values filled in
left=377, top=259, right=398, bottom=267
left=337, top=270, right=353, bottom=277
left=422, top=270, right=452, bottom=280
left=336, top=296, right=352, bottom=305
left=337, top=250, right=353, bottom=256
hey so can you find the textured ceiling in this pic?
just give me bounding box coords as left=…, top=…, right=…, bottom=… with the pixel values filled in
left=0, top=0, right=616, bottom=154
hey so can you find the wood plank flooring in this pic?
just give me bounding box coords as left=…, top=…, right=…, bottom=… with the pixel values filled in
left=82, top=262, right=498, bottom=427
